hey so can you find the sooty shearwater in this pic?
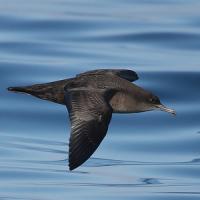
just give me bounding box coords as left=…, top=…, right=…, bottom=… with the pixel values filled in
left=8, top=69, right=176, bottom=170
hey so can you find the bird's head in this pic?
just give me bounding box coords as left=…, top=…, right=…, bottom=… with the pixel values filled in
left=143, top=93, right=176, bottom=116
left=130, top=84, right=176, bottom=115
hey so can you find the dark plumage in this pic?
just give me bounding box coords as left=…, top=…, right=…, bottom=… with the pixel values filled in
left=8, top=69, right=175, bottom=170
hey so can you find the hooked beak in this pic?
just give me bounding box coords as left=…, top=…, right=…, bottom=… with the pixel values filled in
left=156, top=104, right=176, bottom=116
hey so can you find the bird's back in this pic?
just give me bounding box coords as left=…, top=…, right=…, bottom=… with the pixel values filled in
left=66, top=73, right=141, bottom=113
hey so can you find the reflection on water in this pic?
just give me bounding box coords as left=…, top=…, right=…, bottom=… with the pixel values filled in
left=1, top=0, right=200, bottom=199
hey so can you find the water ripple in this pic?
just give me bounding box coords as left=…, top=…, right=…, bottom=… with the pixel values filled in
left=1, top=0, right=200, bottom=199
left=86, top=32, right=200, bottom=50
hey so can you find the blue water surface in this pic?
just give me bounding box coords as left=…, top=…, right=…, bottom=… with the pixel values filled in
left=1, top=0, right=200, bottom=199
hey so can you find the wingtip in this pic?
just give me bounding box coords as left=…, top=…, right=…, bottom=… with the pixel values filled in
left=135, top=73, right=139, bottom=81
left=69, top=164, right=77, bottom=171
left=131, top=70, right=139, bottom=81
left=69, top=158, right=82, bottom=171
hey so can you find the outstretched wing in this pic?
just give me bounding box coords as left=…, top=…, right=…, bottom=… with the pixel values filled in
left=64, top=88, right=113, bottom=170
left=76, top=69, right=139, bottom=82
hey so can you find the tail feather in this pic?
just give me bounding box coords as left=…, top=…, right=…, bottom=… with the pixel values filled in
left=7, top=86, right=30, bottom=94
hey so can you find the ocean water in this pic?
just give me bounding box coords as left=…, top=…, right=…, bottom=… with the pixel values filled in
left=1, top=0, right=200, bottom=199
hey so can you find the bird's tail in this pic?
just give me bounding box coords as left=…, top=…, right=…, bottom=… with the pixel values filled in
left=7, top=86, right=31, bottom=94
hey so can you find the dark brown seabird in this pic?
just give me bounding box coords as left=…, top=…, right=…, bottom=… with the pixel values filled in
left=8, top=69, right=176, bottom=170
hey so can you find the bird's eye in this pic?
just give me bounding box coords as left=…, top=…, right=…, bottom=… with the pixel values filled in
left=149, top=98, right=154, bottom=103
left=149, top=96, right=159, bottom=104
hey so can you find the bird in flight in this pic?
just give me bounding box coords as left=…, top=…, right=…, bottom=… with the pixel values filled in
left=8, top=69, right=175, bottom=170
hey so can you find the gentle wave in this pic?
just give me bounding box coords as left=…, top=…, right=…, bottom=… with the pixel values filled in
left=85, top=32, right=200, bottom=50
left=1, top=0, right=200, bottom=199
